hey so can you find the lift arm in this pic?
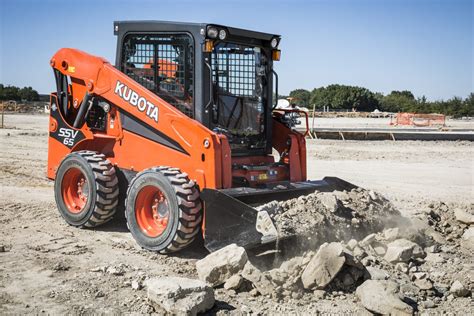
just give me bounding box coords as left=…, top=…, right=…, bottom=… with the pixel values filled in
left=50, top=48, right=231, bottom=189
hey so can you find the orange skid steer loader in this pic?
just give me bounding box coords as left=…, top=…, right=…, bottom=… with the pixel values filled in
left=47, top=21, right=350, bottom=253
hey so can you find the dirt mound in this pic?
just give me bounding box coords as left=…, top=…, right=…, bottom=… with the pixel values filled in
left=259, top=187, right=401, bottom=250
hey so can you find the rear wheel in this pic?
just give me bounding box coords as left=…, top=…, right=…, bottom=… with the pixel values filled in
left=54, top=151, right=119, bottom=227
left=125, top=167, right=202, bottom=253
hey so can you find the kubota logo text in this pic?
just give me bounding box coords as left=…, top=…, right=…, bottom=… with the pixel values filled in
left=114, top=80, right=159, bottom=122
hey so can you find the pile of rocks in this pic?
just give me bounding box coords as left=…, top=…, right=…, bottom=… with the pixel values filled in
left=191, top=241, right=416, bottom=314
left=191, top=210, right=472, bottom=315
left=337, top=203, right=474, bottom=313
left=141, top=199, right=473, bottom=315
left=419, top=201, right=474, bottom=253
left=260, top=187, right=402, bottom=249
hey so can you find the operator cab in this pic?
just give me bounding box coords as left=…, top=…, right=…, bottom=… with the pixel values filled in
left=114, top=21, right=281, bottom=159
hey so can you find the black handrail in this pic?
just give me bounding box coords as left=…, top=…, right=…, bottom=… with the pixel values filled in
left=271, top=69, right=279, bottom=110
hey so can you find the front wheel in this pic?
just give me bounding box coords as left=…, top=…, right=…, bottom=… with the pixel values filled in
left=125, top=167, right=202, bottom=253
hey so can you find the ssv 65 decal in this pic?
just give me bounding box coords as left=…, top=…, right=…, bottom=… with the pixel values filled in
left=49, top=97, right=85, bottom=148
left=114, top=80, right=159, bottom=123
left=58, top=128, right=79, bottom=146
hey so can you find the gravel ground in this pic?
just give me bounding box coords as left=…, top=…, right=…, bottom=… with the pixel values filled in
left=0, top=114, right=472, bottom=314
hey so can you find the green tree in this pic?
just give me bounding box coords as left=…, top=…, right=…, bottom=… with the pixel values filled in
left=0, top=85, right=20, bottom=101
left=0, top=84, right=40, bottom=101
left=462, top=93, right=474, bottom=116
left=380, top=90, right=417, bottom=112
left=289, top=89, right=311, bottom=108
left=310, top=84, right=379, bottom=111
left=19, top=86, right=40, bottom=101
left=292, top=83, right=472, bottom=117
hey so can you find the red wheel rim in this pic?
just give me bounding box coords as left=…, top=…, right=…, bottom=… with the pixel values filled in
left=61, top=167, right=89, bottom=214
left=135, top=185, right=170, bottom=237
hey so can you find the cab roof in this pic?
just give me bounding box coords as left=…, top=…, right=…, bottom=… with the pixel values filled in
left=113, top=20, right=280, bottom=41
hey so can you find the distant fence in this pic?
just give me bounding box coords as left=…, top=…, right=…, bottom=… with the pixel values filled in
left=1, top=101, right=49, bottom=128
left=390, top=112, right=446, bottom=127
left=0, top=100, right=48, bottom=113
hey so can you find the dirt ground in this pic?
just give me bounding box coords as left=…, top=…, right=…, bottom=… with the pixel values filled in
left=1, top=114, right=473, bottom=314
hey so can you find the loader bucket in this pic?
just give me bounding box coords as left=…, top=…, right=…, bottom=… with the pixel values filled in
left=200, top=177, right=357, bottom=252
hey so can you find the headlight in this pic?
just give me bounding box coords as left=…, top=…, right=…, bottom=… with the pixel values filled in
left=218, top=29, right=227, bottom=40
left=271, top=37, right=279, bottom=48
left=207, top=27, right=218, bottom=39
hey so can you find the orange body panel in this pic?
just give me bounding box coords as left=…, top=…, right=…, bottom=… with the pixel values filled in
left=47, top=48, right=307, bottom=191
left=272, top=119, right=307, bottom=182
left=48, top=48, right=227, bottom=190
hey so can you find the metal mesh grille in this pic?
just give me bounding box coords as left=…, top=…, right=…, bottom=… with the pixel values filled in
left=121, top=34, right=193, bottom=117
left=212, top=44, right=256, bottom=97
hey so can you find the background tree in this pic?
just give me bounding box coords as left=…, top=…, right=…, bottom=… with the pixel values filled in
left=289, top=89, right=311, bottom=108
left=0, top=84, right=40, bottom=101
left=0, top=85, right=20, bottom=101
left=379, top=90, right=417, bottom=112
left=19, top=86, right=40, bottom=101
left=310, top=84, right=379, bottom=111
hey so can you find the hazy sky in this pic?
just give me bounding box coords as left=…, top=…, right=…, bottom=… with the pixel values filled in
left=0, top=0, right=472, bottom=100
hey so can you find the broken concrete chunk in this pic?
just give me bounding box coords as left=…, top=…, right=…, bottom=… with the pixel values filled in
left=383, top=227, right=400, bottom=241
left=318, top=193, right=341, bottom=213
left=196, top=244, right=248, bottom=287
left=268, top=269, right=288, bottom=286
left=300, top=242, right=361, bottom=290
left=106, top=265, right=127, bottom=276
left=424, top=253, right=445, bottom=264
left=365, top=266, right=389, bottom=280
left=454, top=208, right=474, bottom=225
left=373, top=245, right=386, bottom=256
left=450, top=280, right=469, bottom=297
left=414, top=279, right=433, bottom=290
left=424, top=244, right=440, bottom=253
left=462, top=227, right=474, bottom=239
left=131, top=279, right=143, bottom=290
left=223, top=274, right=243, bottom=291
left=384, top=239, right=424, bottom=263
left=421, top=299, right=436, bottom=309
left=356, top=280, right=413, bottom=315
left=368, top=190, right=378, bottom=201
left=279, top=256, right=303, bottom=275
left=347, top=239, right=358, bottom=250
left=353, top=246, right=366, bottom=259
left=359, top=233, right=376, bottom=247
left=146, top=277, right=214, bottom=316
left=241, top=262, right=274, bottom=296
left=313, top=289, right=326, bottom=299
left=461, top=227, right=474, bottom=252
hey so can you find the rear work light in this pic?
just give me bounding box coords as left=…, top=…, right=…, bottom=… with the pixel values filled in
left=207, top=27, right=218, bottom=39
left=218, top=29, right=227, bottom=40
left=271, top=37, right=279, bottom=48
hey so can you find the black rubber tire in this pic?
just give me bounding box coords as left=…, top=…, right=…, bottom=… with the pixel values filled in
left=54, top=151, right=119, bottom=227
left=125, top=167, right=202, bottom=253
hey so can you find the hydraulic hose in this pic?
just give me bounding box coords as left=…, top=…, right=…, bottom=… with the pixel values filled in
left=73, top=92, right=92, bottom=128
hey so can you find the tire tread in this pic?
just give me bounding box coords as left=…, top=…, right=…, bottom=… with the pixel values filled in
left=125, top=166, right=203, bottom=254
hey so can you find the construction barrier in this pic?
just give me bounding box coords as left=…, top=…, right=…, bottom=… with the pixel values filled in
left=390, top=112, right=445, bottom=127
